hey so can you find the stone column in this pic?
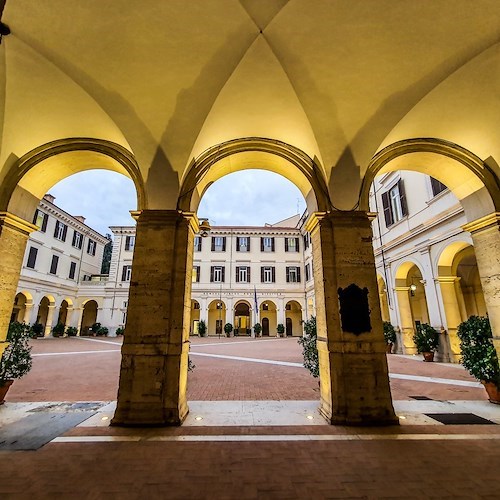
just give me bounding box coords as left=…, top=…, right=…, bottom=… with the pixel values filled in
left=23, top=301, right=34, bottom=324
left=112, top=210, right=197, bottom=427
left=0, top=213, right=37, bottom=357
left=437, top=276, right=464, bottom=363
left=277, top=297, right=285, bottom=336
left=394, top=286, right=417, bottom=354
left=74, top=307, right=84, bottom=335
left=44, top=305, right=56, bottom=337
left=305, top=212, right=397, bottom=426
left=463, top=213, right=500, bottom=360
left=65, top=306, right=74, bottom=329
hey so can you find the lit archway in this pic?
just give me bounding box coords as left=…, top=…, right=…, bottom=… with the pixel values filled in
left=260, top=300, right=277, bottom=336
left=285, top=300, right=303, bottom=337
left=234, top=301, right=251, bottom=336
left=208, top=299, right=226, bottom=336
left=190, top=300, right=201, bottom=335
left=80, top=300, right=98, bottom=336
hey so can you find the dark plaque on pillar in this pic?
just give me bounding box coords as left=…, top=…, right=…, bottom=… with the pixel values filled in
left=338, top=284, right=371, bottom=335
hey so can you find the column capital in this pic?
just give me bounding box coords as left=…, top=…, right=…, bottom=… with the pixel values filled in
left=462, top=212, right=500, bottom=235
left=394, top=286, right=410, bottom=292
left=0, top=212, right=38, bottom=236
left=131, top=209, right=200, bottom=232
left=436, top=275, right=461, bottom=284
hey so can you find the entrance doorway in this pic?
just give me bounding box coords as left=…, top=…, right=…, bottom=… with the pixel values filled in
left=234, top=302, right=250, bottom=336
left=286, top=317, right=292, bottom=336
left=262, top=317, right=270, bottom=336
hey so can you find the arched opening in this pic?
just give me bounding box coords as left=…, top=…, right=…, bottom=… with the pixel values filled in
left=35, top=295, right=56, bottom=337
left=234, top=301, right=251, bottom=336
left=377, top=275, right=390, bottom=322
left=11, top=292, right=31, bottom=324
left=285, top=300, right=303, bottom=337
left=190, top=300, right=201, bottom=335
left=208, top=300, right=226, bottom=336
left=260, top=300, right=277, bottom=336
left=80, top=300, right=98, bottom=336
left=57, top=299, right=72, bottom=328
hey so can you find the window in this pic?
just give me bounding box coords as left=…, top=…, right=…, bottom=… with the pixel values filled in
left=430, top=177, right=447, bottom=197
left=305, top=263, right=311, bottom=282
left=260, top=237, right=275, bottom=252
left=125, top=236, right=135, bottom=251
left=211, top=236, right=226, bottom=252
left=285, top=237, right=299, bottom=252
left=262, top=303, right=269, bottom=311
left=82, top=274, right=91, bottom=281
left=303, top=234, right=309, bottom=250
left=286, top=266, right=301, bottom=283
left=194, top=236, right=202, bottom=252
left=87, top=239, right=97, bottom=256
left=210, top=266, right=225, bottom=283
left=121, top=265, right=132, bottom=282
left=261, top=266, right=275, bottom=283
left=236, top=236, right=250, bottom=252
left=236, top=266, right=250, bottom=283
left=26, top=247, right=38, bottom=269
left=54, top=221, right=68, bottom=241
left=33, top=210, right=48, bottom=232
left=381, top=180, right=408, bottom=227
left=192, top=265, right=200, bottom=283
left=69, top=261, right=77, bottom=279
left=72, top=230, right=83, bottom=249
left=49, top=255, right=59, bottom=275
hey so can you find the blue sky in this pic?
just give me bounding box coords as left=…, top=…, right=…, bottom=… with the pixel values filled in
left=49, top=170, right=306, bottom=236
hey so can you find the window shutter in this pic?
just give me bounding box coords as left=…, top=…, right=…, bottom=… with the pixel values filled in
left=297, top=267, right=301, bottom=282
left=210, top=266, right=214, bottom=282
left=236, top=266, right=240, bottom=282
left=247, top=266, right=251, bottom=283
left=286, top=267, right=290, bottom=283
left=121, top=266, right=127, bottom=281
left=271, top=238, right=275, bottom=251
left=72, top=231, right=77, bottom=247
left=247, top=237, right=250, bottom=251
left=260, top=238, right=264, bottom=251
left=272, top=267, right=275, bottom=282
left=221, top=267, right=225, bottom=282
left=285, top=238, right=289, bottom=252
left=398, top=180, right=408, bottom=217
left=62, top=224, right=67, bottom=242
left=381, top=191, right=393, bottom=227
left=196, top=266, right=200, bottom=282
left=222, top=237, right=226, bottom=251
left=211, top=238, right=215, bottom=251
left=41, top=214, right=48, bottom=232
left=261, top=267, right=264, bottom=282
left=295, top=238, right=300, bottom=251
left=27, top=247, right=38, bottom=268
left=198, top=237, right=202, bottom=251
left=236, top=238, right=240, bottom=251
left=32, top=210, right=39, bottom=225
left=54, top=221, right=59, bottom=238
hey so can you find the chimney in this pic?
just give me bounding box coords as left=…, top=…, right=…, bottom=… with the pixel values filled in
left=43, top=193, right=56, bottom=204
left=74, top=216, right=86, bottom=224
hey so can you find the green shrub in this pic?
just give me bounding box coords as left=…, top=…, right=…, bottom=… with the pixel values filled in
left=91, top=322, right=101, bottom=334
left=115, top=327, right=124, bottom=336
left=297, top=316, right=319, bottom=378
left=52, top=323, right=65, bottom=337
left=413, top=323, right=439, bottom=353
left=198, top=320, right=207, bottom=337
left=253, top=323, right=262, bottom=336
left=30, top=322, right=44, bottom=338
left=457, top=316, right=500, bottom=387
left=383, top=321, right=396, bottom=344
left=96, top=327, right=109, bottom=337
left=66, top=327, right=78, bottom=337
left=0, top=322, right=32, bottom=384
left=224, top=323, right=233, bottom=337
left=277, top=323, right=285, bottom=336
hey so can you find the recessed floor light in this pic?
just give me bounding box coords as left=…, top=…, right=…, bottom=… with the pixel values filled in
left=306, top=415, right=314, bottom=420
left=194, top=416, right=203, bottom=421
left=398, top=415, right=407, bottom=420
left=101, top=416, right=109, bottom=421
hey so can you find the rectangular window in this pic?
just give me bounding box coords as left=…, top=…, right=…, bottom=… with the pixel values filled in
left=26, top=247, right=38, bottom=269
left=69, top=261, right=77, bottom=279
left=286, top=266, right=301, bottom=283
left=381, top=180, right=408, bottom=227
left=49, top=255, right=59, bottom=275
left=305, top=263, right=311, bottom=282
left=211, top=236, right=226, bottom=252
left=261, top=266, right=275, bottom=283
left=303, top=234, right=309, bottom=250
left=192, top=265, right=200, bottom=283
left=53, top=221, right=68, bottom=241
left=72, top=230, right=83, bottom=249
left=125, top=236, right=135, bottom=251
left=121, top=265, right=132, bottom=282
left=430, top=177, right=447, bottom=197
left=285, top=237, right=299, bottom=252
left=194, top=236, right=202, bottom=252
left=261, top=237, right=275, bottom=252
left=33, top=210, right=48, bottom=232
left=210, top=265, right=225, bottom=283
left=236, top=266, right=250, bottom=283
left=236, top=236, right=250, bottom=252
left=87, top=239, right=97, bottom=256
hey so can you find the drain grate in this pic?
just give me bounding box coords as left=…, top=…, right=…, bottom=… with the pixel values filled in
left=424, top=413, right=496, bottom=425
left=409, top=396, right=433, bottom=401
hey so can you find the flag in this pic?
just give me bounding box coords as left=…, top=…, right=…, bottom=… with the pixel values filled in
left=253, top=285, right=258, bottom=321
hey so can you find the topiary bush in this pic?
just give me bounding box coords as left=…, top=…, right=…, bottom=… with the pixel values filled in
left=52, top=323, right=65, bottom=337
left=457, top=315, right=500, bottom=387
left=297, top=316, right=319, bottom=378
left=115, top=327, right=124, bottom=336
left=413, top=323, right=439, bottom=353
left=0, top=322, right=32, bottom=385
left=66, top=327, right=78, bottom=337
left=277, top=323, right=285, bottom=337
left=224, top=323, right=233, bottom=337
left=383, top=321, right=396, bottom=344
left=253, top=323, right=262, bottom=337
left=198, top=320, right=207, bottom=337
left=96, top=326, right=109, bottom=337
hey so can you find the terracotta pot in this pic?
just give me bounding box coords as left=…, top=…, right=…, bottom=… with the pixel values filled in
left=423, top=352, right=434, bottom=362
left=386, top=343, right=393, bottom=354
left=0, top=380, right=14, bottom=404
left=481, top=381, right=500, bottom=404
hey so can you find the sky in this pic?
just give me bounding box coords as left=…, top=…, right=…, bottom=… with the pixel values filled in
left=49, top=170, right=306, bottom=236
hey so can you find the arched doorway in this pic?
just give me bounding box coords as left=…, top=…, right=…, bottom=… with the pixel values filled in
left=208, top=300, right=226, bottom=336
left=57, top=299, right=72, bottom=328
left=36, top=295, right=56, bottom=337
left=262, top=317, right=270, bottom=336
left=234, top=301, right=250, bottom=336
left=260, top=300, right=277, bottom=336
left=11, top=292, right=31, bottom=324
left=80, top=300, right=98, bottom=336
left=285, top=300, right=303, bottom=337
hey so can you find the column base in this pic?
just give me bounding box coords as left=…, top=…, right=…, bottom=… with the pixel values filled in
left=111, top=402, right=189, bottom=427
left=319, top=400, right=399, bottom=426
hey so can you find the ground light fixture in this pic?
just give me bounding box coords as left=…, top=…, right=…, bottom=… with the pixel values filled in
left=194, top=416, right=203, bottom=421
left=306, top=415, right=314, bottom=420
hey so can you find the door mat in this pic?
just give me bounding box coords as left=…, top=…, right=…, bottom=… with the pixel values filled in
left=424, top=413, right=496, bottom=425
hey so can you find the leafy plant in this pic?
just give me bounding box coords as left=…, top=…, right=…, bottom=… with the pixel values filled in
left=115, top=327, right=124, bottom=336
left=96, top=326, right=109, bottom=337
left=413, top=323, right=439, bottom=353
left=91, top=322, right=101, bottom=334
left=188, top=357, right=195, bottom=372
left=198, top=320, right=207, bottom=337
left=297, top=316, right=319, bottom=378
left=30, top=322, right=44, bottom=338
left=277, top=323, right=285, bottom=336
left=224, top=323, right=233, bottom=337
left=0, top=322, right=32, bottom=385
left=457, top=316, right=500, bottom=387
left=52, top=323, right=65, bottom=337
left=383, top=321, right=396, bottom=344
left=66, top=326, right=78, bottom=337
left=253, top=323, right=262, bottom=336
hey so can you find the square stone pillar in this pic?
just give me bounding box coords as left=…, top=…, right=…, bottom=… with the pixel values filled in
left=0, top=213, right=37, bottom=357
left=112, top=210, right=197, bottom=426
left=305, top=211, right=397, bottom=426
left=463, top=213, right=500, bottom=360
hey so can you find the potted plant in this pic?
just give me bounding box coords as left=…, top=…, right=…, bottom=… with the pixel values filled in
left=297, top=316, right=319, bottom=378
left=198, top=319, right=207, bottom=337
left=115, top=327, right=124, bottom=336
left=253, top=323, right=262, bottom=337
left=383, top=321, right=396, bottom=354
left=277, top=323, right=285, bottom=338
left=66, top=326, right=78, bottom=337
left=224, top=322, right=233, bottom=337
left=90, top=322, right=101, bottom=337
left=30, top=322, right=44, bottom=339
left=52, top=323, right=65, bottom=338
left=457, top=315, right=500, bottom=404
left=96, top=326, right=109, bottom=337
left=413, top=323, right=439, bottom=361
left=0, top=322, right=33, bottom=403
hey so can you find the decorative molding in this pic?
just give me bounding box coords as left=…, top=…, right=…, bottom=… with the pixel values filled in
left=462, top=212, right=500, bottom=235
left=0, top=212, right=38, bottom=235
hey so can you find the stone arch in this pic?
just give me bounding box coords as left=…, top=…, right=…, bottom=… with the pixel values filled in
left=12, top=291, right=32, bottom=324
left=208, top=299, right=226, bottom=336
left=285, top=300, right=303, bottom=337
left=360, top=138, right=500, bottom=221
left=80, top=299, right=99, bottom=336
left=190, top=299, right=201, bottom=335
left=234, top=300, right=251, bottom=336
left=57, top=298, right=74, bottom=328
left=260, top=299, right=277, bottom=336
left=177, top=137, right=332, bottom=215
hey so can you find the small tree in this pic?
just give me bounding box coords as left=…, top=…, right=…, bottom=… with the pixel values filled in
left=0, top=322, right=32, bottom=385
left=198, top=320, right=207, bottom=337
left=96, top=326, right=109, bottom=337
left=52, top=323, right=65, bottom=338
left=115, top=327, right=124, bottom=336
left=277, top=323, right=285, bottom=337
left=224, top=323, right=233, bottom=337
left=253, top=323, right=262, bottom=337
left=30, top=323, right=44, bottom=338
left=298, top=316, right=319, bottom=378
left=413, top=323, right=439, bottom=353
left=383, top=321, right=396, bottom=345
left=90, top=322, right=101, bottom=336
left=66, top=327, right=78, bottom=337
